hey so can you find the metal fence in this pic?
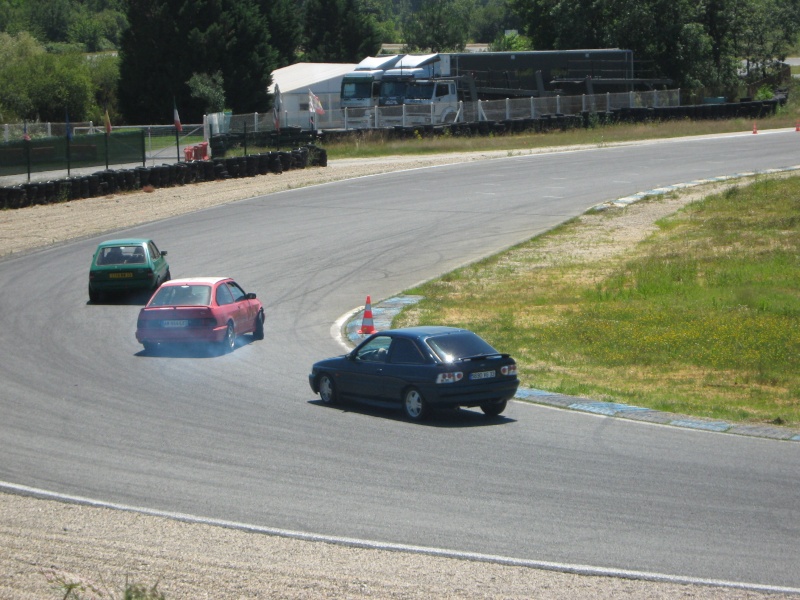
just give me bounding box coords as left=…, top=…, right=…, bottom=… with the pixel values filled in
left=0, top=123, right=205, bottom=180
left=269, top=89, right=682, bottom=130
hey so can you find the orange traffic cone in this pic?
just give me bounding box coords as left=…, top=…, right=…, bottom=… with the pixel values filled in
left=795, top=120, right=799, bottom=132
left=752, top=121, right=758, bottom=134
left=357, top=295, right=376, bottom=335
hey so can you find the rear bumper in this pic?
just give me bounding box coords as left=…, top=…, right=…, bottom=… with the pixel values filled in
left=421, top=380, right=519, bottom=408
left=136, top=324, right=227, bottom=345
left=90, top=278, right=157, bottom=293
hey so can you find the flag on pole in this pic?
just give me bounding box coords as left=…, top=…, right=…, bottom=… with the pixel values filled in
left=104, top=108, right=112, bottom=134
left=308, top=89, right=325, bottom=115
left=65, top=109, right=72, bottom=141
left=272, top=83, right=282, bottom=133
left=308, top=89, right=324, bottom=130
left=23, top=120, right=30, bottom=141
left=173, top=98, right=183, bottom=132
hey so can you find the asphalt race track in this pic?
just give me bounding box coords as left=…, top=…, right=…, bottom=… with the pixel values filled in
left=1, top=131, right=799, bottom=592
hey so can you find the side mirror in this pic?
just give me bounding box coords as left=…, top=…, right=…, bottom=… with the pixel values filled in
left=161, top=250, right=168, bottom=256
left=245, top=292, right=257, bottom=300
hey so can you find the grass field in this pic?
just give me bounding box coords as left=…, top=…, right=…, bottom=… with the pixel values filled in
left=342, top=80, right=800, bottom=428
left=393, top=173, right=800, bottom=427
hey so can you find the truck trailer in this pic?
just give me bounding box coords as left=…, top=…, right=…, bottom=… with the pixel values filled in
left=340, top=49, right=670, bottom=127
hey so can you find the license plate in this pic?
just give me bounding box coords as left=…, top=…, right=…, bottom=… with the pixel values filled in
left=162, top=320, right=188, bottom=328
left=109, top=272, right=133, bottom=279
left=470, top=370, right=496, bottom=380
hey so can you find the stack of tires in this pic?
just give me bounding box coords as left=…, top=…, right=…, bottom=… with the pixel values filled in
left=0, top=143, right=328, bottom=210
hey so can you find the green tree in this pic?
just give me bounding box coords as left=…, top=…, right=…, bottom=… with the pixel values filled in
left=508, top=0, right=798, bottom=92
left=0, top=0, right=28, bottom=34
left=403, top=0, right=475, bottom=52
left=119, top=0, right=277, bottom=124
left=89, top=52, right=120, bottom=120
left=187, top=71, right=225, bottom=112
left=24, top=0, right=74, bottom=43
left=725, top=0, right=800, bottom=85
left=260, top=0, right=302, bottom=66
left=488, top=30, right=531, bottom=51
left=471, top=0, right=523, bottom=44
left=27, top=51, right=95, bottom=120
left=303, top=0, right=382, bottom=62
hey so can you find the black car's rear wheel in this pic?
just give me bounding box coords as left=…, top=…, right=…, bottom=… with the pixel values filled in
left=402, top=387, right=428, bottom=421
left=480, top=399, right=507, bottom=417
left=219, top=321, right=235, bottom=354
left=318, top=374, right=337, bottom=404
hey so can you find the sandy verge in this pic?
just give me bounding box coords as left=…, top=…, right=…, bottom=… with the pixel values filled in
left=0, top=149, right=791, bottom=599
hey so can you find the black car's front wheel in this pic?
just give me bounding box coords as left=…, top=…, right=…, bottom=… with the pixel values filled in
left=480, top=399, right=507, bottom=417
left=402, top=387, right=428, bottom=421
left=318, top=374, right=337, bottom=404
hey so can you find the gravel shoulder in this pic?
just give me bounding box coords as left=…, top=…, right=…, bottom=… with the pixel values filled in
left=0, top=148, right=791, bottom=599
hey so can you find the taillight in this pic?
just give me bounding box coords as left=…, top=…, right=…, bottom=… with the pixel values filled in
left=191, top=318, right=217, bottom=327
left=436, top=372, right=463, bottom=384
left=501, top=364, right=517, bottom=376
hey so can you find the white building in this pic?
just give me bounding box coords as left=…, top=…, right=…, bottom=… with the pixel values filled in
left=269, top=62, right=356, bottom=129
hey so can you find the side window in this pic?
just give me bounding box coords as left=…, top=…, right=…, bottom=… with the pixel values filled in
left=216, top=284, right=235, bottom=306
left=227, top=282, right=246, bottom=302
left=355, top=336, right=392, bottom=363
left=389, top=338, right=427, bottom=365
left=148, top=242, right=160, bottom=259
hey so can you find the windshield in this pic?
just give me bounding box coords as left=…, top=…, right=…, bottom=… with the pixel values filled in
left=149, top=284, right=211, bottom=307
left=405, top=83, right=434, bottom=100
left=379, top=81, right=407, bottom=101
left=425, top=332, right=500, bottom=363
left=341, top=80, right=373, bottom=100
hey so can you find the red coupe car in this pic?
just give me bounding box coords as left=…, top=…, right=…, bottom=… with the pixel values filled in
left=136, top=277, right=264, bottom=354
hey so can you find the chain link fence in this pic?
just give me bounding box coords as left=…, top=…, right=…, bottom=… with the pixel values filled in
left=1, top=123, right=205, bottom=181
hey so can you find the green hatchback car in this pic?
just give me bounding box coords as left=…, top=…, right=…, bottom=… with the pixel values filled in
left=88, top=238, right=170, bottom=302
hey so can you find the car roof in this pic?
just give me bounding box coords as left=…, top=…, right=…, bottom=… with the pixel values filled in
left=97, top=238, right=152, bottom=247
left=161, top=277, right=231, bottom=286
left=381, top=326, right=468, bottom=340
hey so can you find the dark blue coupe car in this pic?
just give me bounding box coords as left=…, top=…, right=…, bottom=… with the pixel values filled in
left=309, top=326, right=519, bottom=420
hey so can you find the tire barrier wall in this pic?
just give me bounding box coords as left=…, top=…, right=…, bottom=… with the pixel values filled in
left=0, top=145, right=327, bottom=211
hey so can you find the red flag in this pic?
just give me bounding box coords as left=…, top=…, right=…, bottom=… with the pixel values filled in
left=173, top=100, right=183, bottom=132
left=104, top=109, right=112, bottom=134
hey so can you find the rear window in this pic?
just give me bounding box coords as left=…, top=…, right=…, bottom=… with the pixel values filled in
left=425, top=331, right=499, bottom=363
left=149, top=284, right=211, bottom=307
left=96, top=245, right=146, bottom=265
